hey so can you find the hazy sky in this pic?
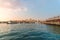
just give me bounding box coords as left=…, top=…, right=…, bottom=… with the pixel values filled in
left=0, top=0, right=60, bottom=21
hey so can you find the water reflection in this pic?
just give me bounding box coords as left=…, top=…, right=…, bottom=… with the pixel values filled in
left=46, top=25, right=60, bottom=34
left=0, top=24, right=11, bottom=34
left=0, top=24, right=60, bottom=40
left=0, top=24, right=60, bottom=34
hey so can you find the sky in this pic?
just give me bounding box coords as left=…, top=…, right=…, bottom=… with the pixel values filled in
left=0, top=0, right=60, bottom=21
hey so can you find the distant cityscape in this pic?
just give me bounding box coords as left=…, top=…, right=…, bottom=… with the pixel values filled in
left=0, top=16, right=60, bottom=25
left=0, top=18, right=41, bottom=24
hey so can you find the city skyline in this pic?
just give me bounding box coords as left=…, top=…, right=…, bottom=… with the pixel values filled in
left=0, top=0, right=60, bottom=21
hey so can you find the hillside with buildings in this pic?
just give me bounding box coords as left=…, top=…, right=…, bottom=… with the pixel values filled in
left=43, top=16, right=60, bottom=25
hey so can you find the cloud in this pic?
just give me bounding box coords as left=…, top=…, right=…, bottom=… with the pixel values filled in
left=0, top=0, right=27, bottom=11
left=0, top=0, right=28, bottom=21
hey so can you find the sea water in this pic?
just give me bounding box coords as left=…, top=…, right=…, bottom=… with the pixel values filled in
left=0, top=23, right=60, bottom=40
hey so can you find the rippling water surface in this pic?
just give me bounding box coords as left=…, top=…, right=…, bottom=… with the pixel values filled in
left=0, top=23, right=60, bottom=40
